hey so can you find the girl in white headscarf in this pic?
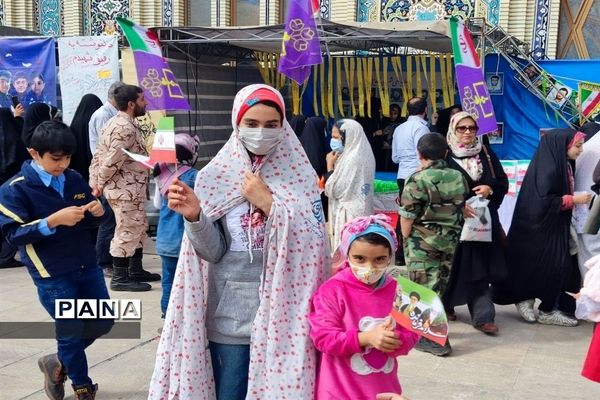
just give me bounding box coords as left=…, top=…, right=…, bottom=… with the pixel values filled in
left=325, top=119, right=376, bottom=251
left=148, top=85, right=330, bottom=400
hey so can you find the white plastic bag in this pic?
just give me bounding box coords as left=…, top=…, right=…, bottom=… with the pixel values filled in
left=460, top=196, right=492, bottom=242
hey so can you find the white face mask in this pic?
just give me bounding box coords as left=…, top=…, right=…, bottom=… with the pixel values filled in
left=349, top=262, right=388, bottom=285
left=238, top=127, right=283, bottom=155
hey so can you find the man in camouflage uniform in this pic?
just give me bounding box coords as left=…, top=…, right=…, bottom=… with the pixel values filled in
left=399, top=133, right=468, bottom=356
left=89, top=84, right=160, bottom=292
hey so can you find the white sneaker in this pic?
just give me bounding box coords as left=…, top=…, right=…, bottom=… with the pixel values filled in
left=537, top=310, right=578, bottom=327
left=515, top=300, right=536, bottom=322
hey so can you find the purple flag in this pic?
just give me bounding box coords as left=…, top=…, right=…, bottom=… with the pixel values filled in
left=455, top=65, right=498, bottom=136
left=450, top=17, right=497, bottom=136
left=117, top=17, right=190, bottom=111
left=278, top=0, right=323, bottom=85
left=133, top=52, right=190, bottom=111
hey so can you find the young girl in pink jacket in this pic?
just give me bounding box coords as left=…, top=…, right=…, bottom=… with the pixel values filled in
left=309, top=214, right=419, bottom=399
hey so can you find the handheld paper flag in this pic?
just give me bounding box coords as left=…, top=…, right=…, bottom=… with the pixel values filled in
left=121, top=148, right=153, bottom=169
left=116, top=17, right=190, bottom=111
left=390, top=276, right=449, bottom=345
left=149, top=117, right=177, bottom=164
left=450, top=17, right=497, bottom=136
left=278, top=0, right=323, bottom=85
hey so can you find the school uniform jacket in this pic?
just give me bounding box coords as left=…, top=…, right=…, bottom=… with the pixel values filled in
left=0, top=161, right=105, bottom=279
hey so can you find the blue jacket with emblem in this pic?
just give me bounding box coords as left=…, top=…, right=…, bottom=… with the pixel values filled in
left=0, top=161, right=106, bottom=279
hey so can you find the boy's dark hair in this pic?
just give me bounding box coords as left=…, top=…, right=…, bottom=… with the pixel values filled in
left=258, top=100, right=284, bottom=123
left=113, top=85, right=143, bottom=111
left=30, top=120, right=76, bottom=156
left=409, top=291, right=421, bottom=300
left=417, top=133, right=448, bottom=161
left=353, top=232, right=392, bottom=256
left=407, top=97, right=427, bottom=116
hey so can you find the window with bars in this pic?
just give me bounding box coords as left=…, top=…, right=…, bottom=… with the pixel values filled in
left=231, top=0, right=260, bottom=26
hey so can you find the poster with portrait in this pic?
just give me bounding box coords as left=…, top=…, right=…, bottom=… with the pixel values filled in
left=486, top=72, right=503, bottom=95
left=0, top=38, right=56, bottom=110
left=515, top=64, right=541, bottom=88
left=58, top=36, right=120, bottom=124
left=546, top=85, right=572, bottom=109
left=391, top=276, right=449, bottom=345
left=488, top=122, right=503, bottom=144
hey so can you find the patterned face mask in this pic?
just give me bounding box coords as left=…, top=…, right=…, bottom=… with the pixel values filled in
left=348, top=261, right=388, bottom=284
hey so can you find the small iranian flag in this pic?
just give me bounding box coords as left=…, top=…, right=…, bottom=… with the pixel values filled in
left=579, top=81, right=600, bottom=118
left=149, top=117, right=177, bottom=165
left=450, top=17, right=498, bottom=136
left=116, top=18, right=190, bottom=111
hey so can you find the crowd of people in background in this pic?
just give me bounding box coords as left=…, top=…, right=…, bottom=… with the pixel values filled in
left=0, top=82, right=599, bottom=400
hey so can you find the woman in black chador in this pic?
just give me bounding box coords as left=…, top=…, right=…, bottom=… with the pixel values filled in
left=442, top=112, right=508, bottom=336
left=69, top=94, right=103, bottom=181
left=493, top=129, right=590, bottom=327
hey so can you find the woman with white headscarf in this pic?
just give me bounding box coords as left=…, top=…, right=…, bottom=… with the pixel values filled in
left=324, top=119, right=376, bottom=250
left=148, top=85, right=330, bottom=400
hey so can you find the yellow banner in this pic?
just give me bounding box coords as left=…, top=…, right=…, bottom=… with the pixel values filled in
left=439, top=55, right=449, bottom=108
left=319, top=63, right=327, bottom=116
left=291, top=80, right=300, bottom=116
left=416, top=55, right=422, bottom=98
left=357, top=58, right=365, bottom=117
left=446, top=54, right=455, bottom=105
left=429, top=55, right=437, bottom=113
left=255, top=52, right=269, bottom=85
left=327, top=58, right=335, bottom=118
left=375, top=58, right=390, bottom=117
left=336, top=58, right=345, bottom=117
left=365, top=58, right=373, bottom=118
left=391, top=57, right=408, bottom=116
left=407, top=55, right=413, bottom=103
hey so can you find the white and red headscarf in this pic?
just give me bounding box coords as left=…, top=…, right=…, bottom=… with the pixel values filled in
left=148, top=84, right=330, bottom=399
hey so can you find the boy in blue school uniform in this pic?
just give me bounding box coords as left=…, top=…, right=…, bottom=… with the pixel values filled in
left=0, top=120, right=113, bottom=400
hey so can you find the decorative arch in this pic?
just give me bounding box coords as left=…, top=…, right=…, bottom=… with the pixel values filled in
left=557, top=0, right=599, bottom=59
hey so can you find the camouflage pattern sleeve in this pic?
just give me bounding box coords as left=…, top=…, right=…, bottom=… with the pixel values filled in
left=400, top=174, right=428, bottom=220
left=96, top=123, right=133, bottom=188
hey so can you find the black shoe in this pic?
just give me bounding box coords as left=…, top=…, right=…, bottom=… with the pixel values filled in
left=415, top=337, right=452, bottom=357
left=0, top=258, right=23, bottom=268
left=38, top=353, right=67, bottom=400
left=110, top=264, right=151, bottom=292
left=72, top=383, right=98, bottom=400
left=129, top=256, right=161, bottom=282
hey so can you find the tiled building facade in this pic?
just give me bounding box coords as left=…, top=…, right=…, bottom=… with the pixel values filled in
left=0, top=0, right=596, bottom=59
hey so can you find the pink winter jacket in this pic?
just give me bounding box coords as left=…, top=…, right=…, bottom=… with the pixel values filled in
left=309, top=267, right=419, bottom=400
